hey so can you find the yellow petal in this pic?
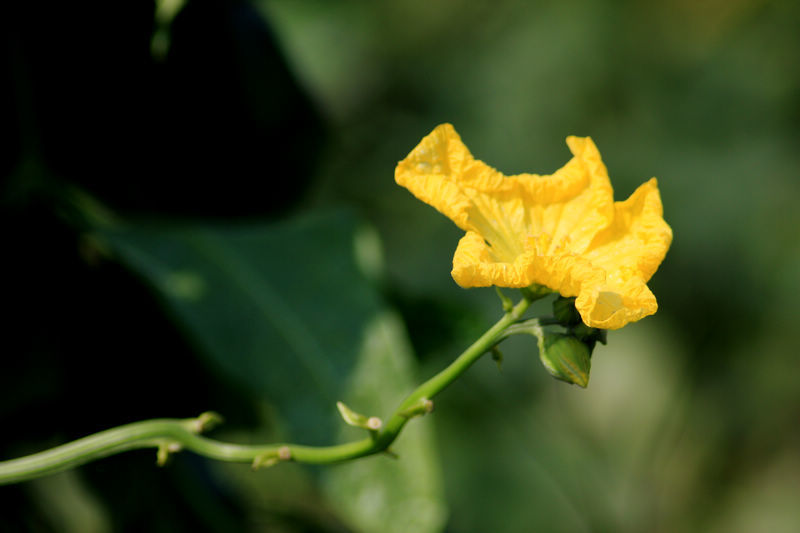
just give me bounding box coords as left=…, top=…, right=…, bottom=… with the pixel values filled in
left=451, top=231, right=534, bottom=288
left=395, top=124, right=615, bottom=262
left=575, top=178, right=673, bottom=329
left=396, top=124, right=672, bottom=330
left=576, top=278, right=658, bottom=330
left=584, top=178, right=673, bottom=282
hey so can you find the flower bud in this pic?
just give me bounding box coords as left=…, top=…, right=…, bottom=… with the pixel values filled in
left=539, top=332, right=591, bottom=387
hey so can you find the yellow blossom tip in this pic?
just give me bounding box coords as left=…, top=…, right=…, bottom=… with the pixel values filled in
left=396, top=124, right=672, bottom=330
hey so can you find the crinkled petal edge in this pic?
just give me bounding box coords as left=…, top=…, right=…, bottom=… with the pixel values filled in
left=451, top=232, right=534, bottom=288
left=452, top=232, right=661, bottom=330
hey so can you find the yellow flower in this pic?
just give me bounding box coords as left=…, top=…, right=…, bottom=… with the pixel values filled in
left=395, top=124, right=672, bottom=330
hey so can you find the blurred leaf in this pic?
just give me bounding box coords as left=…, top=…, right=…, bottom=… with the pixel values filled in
left=97, top=209, right=446, bottom=532
left=26, top=470, right=111, bottom=533
left=99, top=210, right=379, bottom=445
left=151, top=0, right=187, bottom=60
left=212, top=312, right=447, bottom=533
left=323, top=312, right=447, bottom=533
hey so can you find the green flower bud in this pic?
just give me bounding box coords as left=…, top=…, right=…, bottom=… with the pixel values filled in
left=539, top=332, right=591, bottom=387
left=552, top=296, right=581, bottom=326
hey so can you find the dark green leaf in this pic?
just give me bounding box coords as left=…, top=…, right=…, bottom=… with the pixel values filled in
left=100, top=210, right=378, bottom=445
left=99, top=209, right=446, bottom=532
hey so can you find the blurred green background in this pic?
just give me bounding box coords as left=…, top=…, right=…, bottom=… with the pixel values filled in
left=2, top=0, right=800, bottom=531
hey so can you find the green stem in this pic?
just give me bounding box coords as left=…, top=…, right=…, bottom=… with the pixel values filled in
left=0, top=294, right=537, bottom=485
